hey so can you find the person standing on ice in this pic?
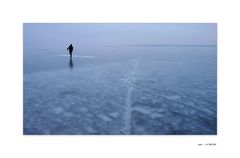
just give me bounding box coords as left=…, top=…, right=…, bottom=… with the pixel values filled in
left=67, top=44, right=73, bottom=58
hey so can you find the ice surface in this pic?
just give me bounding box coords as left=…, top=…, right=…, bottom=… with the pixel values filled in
left=24, top=46, right=217, bottom=135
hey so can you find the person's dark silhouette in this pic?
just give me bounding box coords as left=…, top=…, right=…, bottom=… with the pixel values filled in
left=69, top=57, right=74, bottom=69
left=67, top=44, right=73, bottom=58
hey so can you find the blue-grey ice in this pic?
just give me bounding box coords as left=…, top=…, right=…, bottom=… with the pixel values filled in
left=24, top=46, right=216, bottom=135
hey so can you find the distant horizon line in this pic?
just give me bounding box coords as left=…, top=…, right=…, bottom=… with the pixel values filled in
left=24, top=44, right=217, bottom=50
left=78, top=44, right=217, bottom=47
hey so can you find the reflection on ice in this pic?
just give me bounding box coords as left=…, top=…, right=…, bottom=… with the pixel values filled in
left=69, top=58, right=74, bottom=69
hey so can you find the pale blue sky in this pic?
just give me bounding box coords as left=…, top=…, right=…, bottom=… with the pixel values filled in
left=24, top=23, right=217, bottom=49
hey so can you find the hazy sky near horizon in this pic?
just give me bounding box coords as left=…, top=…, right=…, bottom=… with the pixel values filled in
left=24, top=23, right=217, bottom=49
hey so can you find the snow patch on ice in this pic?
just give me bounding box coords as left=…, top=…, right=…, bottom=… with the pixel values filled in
left=53, top=107, right=64, bottom=114
left=150, top=112, right=165, bottom=119
left=57, top=55, right=95, bottom=58
left=63, top=112, right=74, bottom=117
left=58, top=54, right=81, bottom=57
left=134, top=106, right=164, bottom=115
left=98, top=114, right=112, bottom=122
left=78, top=107, right=87, bottom=112
left=109, top=112, right=119, bottom=118
left=80, top=56, right=95, bottom=58
left=165, top=95, right=181, bottom=100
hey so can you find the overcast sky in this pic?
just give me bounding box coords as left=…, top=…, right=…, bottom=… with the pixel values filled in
left=24, top=23, right=217, bottom=49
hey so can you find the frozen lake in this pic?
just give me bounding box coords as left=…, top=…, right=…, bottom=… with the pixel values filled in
left=23, top=46, right=217, bottom=135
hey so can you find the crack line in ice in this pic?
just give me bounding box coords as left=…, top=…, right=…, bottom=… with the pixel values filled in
left=123, top=59, right=138, bottom=134
left=102, top=67, right=210, bottom=115
left=102, top=71, right=180, bottom=102
left=104, top=73, right=194, bottom=108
